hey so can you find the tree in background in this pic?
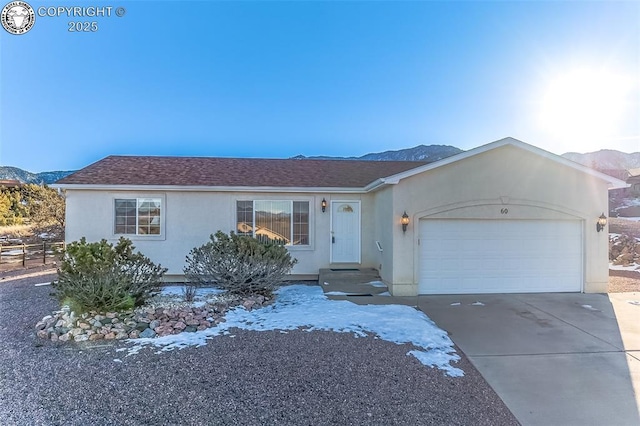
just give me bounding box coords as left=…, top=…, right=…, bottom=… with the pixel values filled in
left=22, top=184, right=65, bottom=228
left=0, top=187, right=25, bottom=226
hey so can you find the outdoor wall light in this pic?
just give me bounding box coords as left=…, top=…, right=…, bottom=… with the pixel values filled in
left=321, top=198, right=327, bottom=213
left=401, top=211, right=410, bottom=233
left=596, top=213, right=607, bottom=232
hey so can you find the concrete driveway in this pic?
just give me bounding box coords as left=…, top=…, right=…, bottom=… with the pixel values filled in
left=417, top=292, right=640, bottom=426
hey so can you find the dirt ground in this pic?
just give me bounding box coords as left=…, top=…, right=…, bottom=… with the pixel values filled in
left=608, top=216, right=640, bottom=292
left=609, top=217, right=640, bottom=239
left=608, top=270, right=640, bottom=293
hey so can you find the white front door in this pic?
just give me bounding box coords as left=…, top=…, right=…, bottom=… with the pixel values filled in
left=330, top=201, right=361, bottom=263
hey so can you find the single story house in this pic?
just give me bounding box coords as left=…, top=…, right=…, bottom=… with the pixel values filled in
left=55, top=138, right=627, bottom=296
left=627, top=168, right=640, bottom=196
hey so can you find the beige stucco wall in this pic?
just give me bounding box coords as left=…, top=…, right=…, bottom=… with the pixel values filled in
left=386, top=144, right=610, bottom=296
left=65, top=190, right=377, bottom=280
left=372, top=186, right=394, bottom=284
left=64, top=144, right=611, bottom=293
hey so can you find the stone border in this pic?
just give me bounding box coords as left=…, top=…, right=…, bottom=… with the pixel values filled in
left=36, top=294, right=270, bottom=342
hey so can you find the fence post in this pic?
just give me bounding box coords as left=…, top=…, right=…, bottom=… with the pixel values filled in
left=22, top=244, right=26, bottom=267
left=43, top=241, right=46, bottom=264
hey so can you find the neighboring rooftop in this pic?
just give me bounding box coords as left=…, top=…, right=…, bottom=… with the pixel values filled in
left=0, top=179, right=22, bottom=187
left=55, top=155, right=428, bottom=188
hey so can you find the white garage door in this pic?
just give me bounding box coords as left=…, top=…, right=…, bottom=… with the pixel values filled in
left=419, top=219, right=583, bottom=294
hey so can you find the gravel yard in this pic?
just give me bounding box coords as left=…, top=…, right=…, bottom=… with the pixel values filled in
left=609, top=269, right=640, bottom=292
left=0, top=270, right=518, bottom=426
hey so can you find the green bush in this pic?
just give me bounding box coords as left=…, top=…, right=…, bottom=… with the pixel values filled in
left=52, top=237, right=167, bottom=313
left=184, top=231, right=297, bottom=296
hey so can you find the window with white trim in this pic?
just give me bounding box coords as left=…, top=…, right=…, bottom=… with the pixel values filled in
left=236, top=200, right=309, bottom=246
left=114, top=198, right=161, bottom=235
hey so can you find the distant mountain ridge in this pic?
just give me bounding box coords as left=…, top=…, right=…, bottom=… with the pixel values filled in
left=561, top=150, right=640, bottom=171
left=4, top=145, right=639, bottom=185
left=0, top=166, right=74, bottom=185
left=292, top=144, right=464, bottom=162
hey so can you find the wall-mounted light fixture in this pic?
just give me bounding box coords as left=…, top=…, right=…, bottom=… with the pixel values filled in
left=321, top=198, right=327, bottom=213
left=596, top=213, right=607, bottom=232
left=401, top=211, right=409, bottom=233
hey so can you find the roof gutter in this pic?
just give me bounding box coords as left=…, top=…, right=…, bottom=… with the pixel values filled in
left=52, top=183, right=370, bottom=194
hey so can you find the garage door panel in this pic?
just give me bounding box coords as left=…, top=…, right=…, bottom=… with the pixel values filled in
left=419, top=219, right=583, bottom=294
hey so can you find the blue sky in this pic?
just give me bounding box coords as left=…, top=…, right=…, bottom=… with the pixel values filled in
left=1, top=0, right=639, bottom=172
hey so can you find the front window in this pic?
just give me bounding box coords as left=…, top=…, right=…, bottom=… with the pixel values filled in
left=236, top=200, right=309, bottom=246
left=115, top=198, right=161, bottom=235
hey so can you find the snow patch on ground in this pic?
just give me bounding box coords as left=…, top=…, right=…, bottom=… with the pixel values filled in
left=450, top=302, right=461, bottom=306
left=368, top=281, right=387, bottom=288
left=581, top=304, right=599, bottom=311
left=609, top=263, right=640, bottom=271
left=471, top=302, right=485, bottom=306
left=1, top=249, right=24, bottom=256
left=121, top=285, right=464, bottom=377
left=34, top=282, right=51, bottom=287
left=615, top=198, right=640, bottom=210
left=377, top=291, right=391, bottom=296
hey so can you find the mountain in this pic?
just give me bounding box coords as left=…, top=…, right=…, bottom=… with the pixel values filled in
left=292, top=144, right=464, bottom=162
left=561, top=150, right=640, bottom=171
left=0, top=166, right=75, bottom=185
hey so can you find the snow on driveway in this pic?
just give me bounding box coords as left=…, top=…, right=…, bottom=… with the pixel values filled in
left=119, top=284, right=464, bottom=377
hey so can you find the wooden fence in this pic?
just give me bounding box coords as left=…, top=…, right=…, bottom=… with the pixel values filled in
left=0, top=241, right=65, bottom=270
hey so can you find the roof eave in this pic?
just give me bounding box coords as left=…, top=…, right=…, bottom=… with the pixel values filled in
left=52, top=183, right=369, bottom=194
left=377, top=137, right=630, bottom=189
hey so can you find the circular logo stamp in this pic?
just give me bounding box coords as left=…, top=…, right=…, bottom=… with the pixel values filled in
left=1, top=1, right=35, bottom=35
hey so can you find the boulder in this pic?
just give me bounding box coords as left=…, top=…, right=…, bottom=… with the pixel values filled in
left=139, top=328, right=156, bottom=339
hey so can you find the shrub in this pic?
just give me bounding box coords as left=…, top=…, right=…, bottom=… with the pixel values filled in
left=52, top=237, right=167, bottom=313
left=184, top=231, right=297, bottom=296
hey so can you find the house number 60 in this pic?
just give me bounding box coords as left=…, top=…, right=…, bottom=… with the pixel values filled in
left=500, top=208, right=509, bottom=214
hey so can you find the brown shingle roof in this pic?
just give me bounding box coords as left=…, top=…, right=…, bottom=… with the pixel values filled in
left=56, top=156, right=428, bottom=188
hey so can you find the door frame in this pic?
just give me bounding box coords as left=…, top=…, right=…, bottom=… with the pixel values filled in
left=329, top=200, right=361, bottom=264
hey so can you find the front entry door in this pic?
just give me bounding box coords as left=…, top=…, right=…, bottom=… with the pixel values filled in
left=330, top=201, right=361, bottom=263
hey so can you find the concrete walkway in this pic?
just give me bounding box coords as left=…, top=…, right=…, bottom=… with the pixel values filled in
left=417, top=292, right=640, bottom=426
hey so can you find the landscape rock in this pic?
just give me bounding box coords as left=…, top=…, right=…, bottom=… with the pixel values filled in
left=35, top=288, right=270, bottom=343
left=139, top=328, right=156, bottom=338
left=154, top=325, right=174, bottom=337
left=610, top=234, right=640, bottom=266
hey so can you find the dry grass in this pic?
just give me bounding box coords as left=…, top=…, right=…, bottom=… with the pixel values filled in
left=0, top=224, right=33, bottom=239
